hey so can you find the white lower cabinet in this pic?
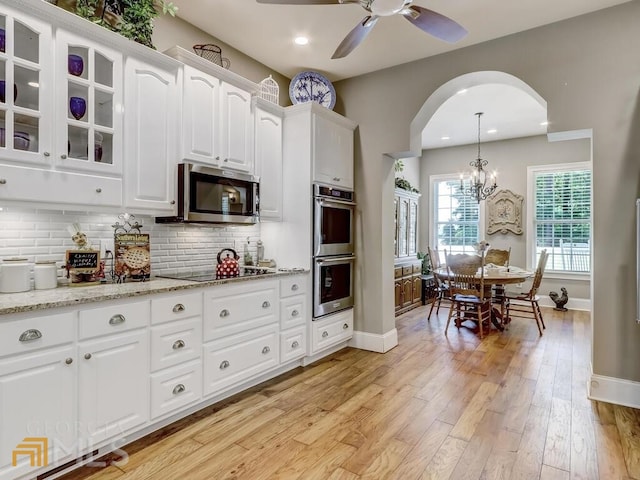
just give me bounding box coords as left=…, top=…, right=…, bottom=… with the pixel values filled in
left=311, top=309, right=353, bottom=354
left=150, top=360, right=202, bottom=420
left=280, top=326, right=306, bottom=364
left=203, top=325, right=279, bottom=396
left=279, top=275, right=308, bottom=363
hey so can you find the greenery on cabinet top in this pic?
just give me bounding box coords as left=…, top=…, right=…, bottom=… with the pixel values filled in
left=59, top=0, right=178, bottom=49
left=394, top=159, right=419, bottom=193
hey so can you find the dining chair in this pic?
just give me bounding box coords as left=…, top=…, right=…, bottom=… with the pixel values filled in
left=444, top=253, right=492, bottom=339
left=484, top=247, right=511, bottom=266
left=504, top=249, right=549, bottom=335
left=427, top=246, right=450, bottom=320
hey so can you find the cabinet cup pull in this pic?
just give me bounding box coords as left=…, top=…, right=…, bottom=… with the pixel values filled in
left=262, top=301, right=271, bottom=309
left=223, top=158, right=228, bottom=162
left=291, top=284, right=299, bottom=291
left=292, top=309, right=299, bottom=317
left=0, top=179, right=6, bottom=185
left=172, top=384, right=186, bottom=395
left=220, top=309, right=230, bottom=318
left=95, top=188, right=102, bottom=193
left=291, top=341, right=299, bottom=349
left=60, top=154, right=67, bottom=160
left=109, top=314, right=126, bottom=326
left=43, top=152, right=50, bottom=157
left=322, top=331, right=329, bottom=338
left=172, top=303, right=185, bottom=313
left=262, top=346, right=270, bottom=355
left=333, top=177, right=341, bottom=181
left=170, top=200, right=176, bottom=205
left=19, top=329, right=42, bottom=342
left=343, top=323, right=349, bottom=330
left=65, top=358, right=73, bottom=365
left=172, top=339, right=185, bottom=350
left=84, top=353, right=92, bottom=360
left=220, top=360, right=230, bottom=370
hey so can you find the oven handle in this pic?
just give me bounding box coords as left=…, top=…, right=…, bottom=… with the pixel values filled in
left=316, top=198, right=356, bottom=208
left=316, top=256, right=356, bottom=264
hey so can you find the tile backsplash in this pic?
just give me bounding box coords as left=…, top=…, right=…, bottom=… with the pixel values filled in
left=0, top=206, right=260, bottom=283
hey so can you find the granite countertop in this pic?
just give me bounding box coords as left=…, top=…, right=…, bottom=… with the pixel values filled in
left=0, top=270, right=309, bottom=315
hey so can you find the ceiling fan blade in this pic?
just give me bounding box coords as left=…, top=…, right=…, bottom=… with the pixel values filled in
left=332, top=15, right=379, bottom=59
left=402, top=5, right=467, bottom=43
left=256, top=0, right=340, bottom=4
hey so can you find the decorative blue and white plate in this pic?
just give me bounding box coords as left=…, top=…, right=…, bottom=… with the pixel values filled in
left=289, top=71, right=336, bottom=110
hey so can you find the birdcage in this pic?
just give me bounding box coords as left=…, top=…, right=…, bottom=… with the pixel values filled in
left=193, top=44, right=230, bottom=69
left=259, top=75, right=279, bottom=105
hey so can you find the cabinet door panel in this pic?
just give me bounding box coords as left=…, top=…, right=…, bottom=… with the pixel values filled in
left=78, top=329, right=149, bottom=445
left=182, top=66, right=219, bottom=163
left=0, top=346, right=75, bottom=480
left=255, top=107, right=283, bottom=220
left=312, top=113, right=354, bottom=189
left=124, top=57, right=178, bottom=212
left=220, top=82, right=252, bottom=172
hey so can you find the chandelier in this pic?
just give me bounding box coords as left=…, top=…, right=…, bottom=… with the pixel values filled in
left=459, top=112, right=497, bottom=203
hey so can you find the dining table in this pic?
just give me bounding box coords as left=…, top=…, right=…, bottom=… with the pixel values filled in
left=435, top=266, right=533, bottom=332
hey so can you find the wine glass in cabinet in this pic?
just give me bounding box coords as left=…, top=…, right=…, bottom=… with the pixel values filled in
left=55, top=29, right=123, bottom=175
left=0, top=9, right=53, bottom=165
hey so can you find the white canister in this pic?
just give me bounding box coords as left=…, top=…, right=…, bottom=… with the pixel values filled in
left=0, top=258, right=32, bottom=293
left=34, top=261, right=58, bottom=290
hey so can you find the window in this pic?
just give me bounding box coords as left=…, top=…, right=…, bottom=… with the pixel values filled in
left=431, top=176, right=481, bottom=256
left=529, top=163, right=591, bottom=274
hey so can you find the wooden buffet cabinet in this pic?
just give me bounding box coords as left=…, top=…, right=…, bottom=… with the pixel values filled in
left=394, top=259, right=423, bottom=315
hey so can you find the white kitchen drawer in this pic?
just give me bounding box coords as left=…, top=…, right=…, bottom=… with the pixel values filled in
left=311, top=309, right=353, bottom=354
left=150, top=317, right=201, bottom=372
left=150, top=360, right=202, bottom=420
left=280, top=295, right=306, bottom=330
left=203, top=280, right=278, bottom=341
left=151, top=291, right=202, bottom=325
left=280, top=326, right=306, bottom=364
left=79, top=300, right=150, bottom=339
left=203, top=325, right=279, bottom=396
left=0, top=311, right=75, bottom=358
left=280, top=275, right=307, bottom=298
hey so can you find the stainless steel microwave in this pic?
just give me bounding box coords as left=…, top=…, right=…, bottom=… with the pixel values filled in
left=155, top=163, right=259, bottom=225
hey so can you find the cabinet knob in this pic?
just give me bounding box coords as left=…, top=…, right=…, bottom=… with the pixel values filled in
left=172, top=303, right=185, bottom=313
left=84, top=353, right=92, bottom=360
left=172, top=339, right=185, bottom=350
left=262, top=301, right=271, bottom=309
left=291, top=309, right=299, bottom=317
left=43, top=151, right=50, bottom=157
left=0, top=179, right=6, bottom=185
left=65, top=357, right=73, bottom=365
left=109, top=314, right=126, bottom=326
left=60, top=154, right=67, bottom=159
left=215, top=156, right=220, bottom=161
left=172, top=384, right=186, bottom=395
left=291, top=341, right=299, bottom=349
left=343, top=323, right=349, bottom=330
left=219, top=360, right=230, bottom=370
left=220, top=309, right=230, bottom=318
left=95, top=188, right=102, bottom=193
left=170, top=200, right=176, bottom=205
left=223, top=158, right=228, bottom=162
left=322, top=331, right=329, bottom=338
left=262, top=346, right=270, bottom=355
left=19, top=329, right=42, bottom=342
left=291, top=284, right=299, bottom=291
left=333, top=177, right=340, bottom=181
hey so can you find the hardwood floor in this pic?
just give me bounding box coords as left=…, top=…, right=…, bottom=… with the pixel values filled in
left=58, top=305, right=640, bottom=480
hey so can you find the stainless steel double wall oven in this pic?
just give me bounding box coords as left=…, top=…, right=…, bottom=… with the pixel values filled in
left=312, top=184, right=356, bottom=319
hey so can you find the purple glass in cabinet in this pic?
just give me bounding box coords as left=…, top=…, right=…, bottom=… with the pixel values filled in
left=69, top=96, right=86, bottom=120
left=68, top=54, right=84, bottom=76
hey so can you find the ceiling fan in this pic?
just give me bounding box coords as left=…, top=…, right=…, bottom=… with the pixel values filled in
left=256, top=0, right=468, bottom=59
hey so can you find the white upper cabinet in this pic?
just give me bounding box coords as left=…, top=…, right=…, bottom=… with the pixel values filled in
left=0, top=7, right=53, bottom=166
left=254, top=100, right=283, bottom=221
left=54, top=29, right=123, bottom=176
left=123, top=56, right=180, bottom=213
left=167, top=47, right=257, bottom=174
left=312, top=111, right=356, bottom=190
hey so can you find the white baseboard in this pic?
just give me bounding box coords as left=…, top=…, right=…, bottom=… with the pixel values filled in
left=588, top=373, right=640, bottom=409
left=537, top=296, right=591, bottom=311
left=348, top=328, right=398, bottom=353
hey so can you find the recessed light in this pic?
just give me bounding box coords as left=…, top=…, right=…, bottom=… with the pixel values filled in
left=294, top=36, right=309, bottom=46
left=28, top=81, right=39, bottom=88
left=487, top=129, right=497, bottom=134
left=540, top=121, right=549, bottom=126
left=441, top=136, right=450, bottom=140
left=456, top=89, right=467, bottom=95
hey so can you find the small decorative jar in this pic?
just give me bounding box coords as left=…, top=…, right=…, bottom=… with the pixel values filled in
left=34, top=261, right=58, bottom=290
left=0, top=258, right=32, bottom=293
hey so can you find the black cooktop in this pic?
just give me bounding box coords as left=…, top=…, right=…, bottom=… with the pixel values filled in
left=156, top=266, right=277, bottom=282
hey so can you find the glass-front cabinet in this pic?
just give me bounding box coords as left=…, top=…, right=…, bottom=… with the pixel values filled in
left=0, top=9, right=52, bottom=164
left=55, top=29, right=123, bottom=174
left=394, top=188, right=421, bottom=259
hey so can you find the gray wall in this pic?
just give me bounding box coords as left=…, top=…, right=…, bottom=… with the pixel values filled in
left=420, top=135, right=591, bottom=300
left=335, top=2, right=640, bottom=382
left=153, top=14, right=291, bottom=106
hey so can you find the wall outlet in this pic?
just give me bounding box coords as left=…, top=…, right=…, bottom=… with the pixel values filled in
left=99, top=238, right=113, bottom=257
